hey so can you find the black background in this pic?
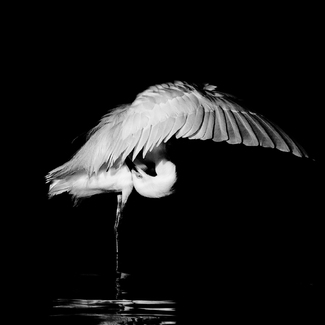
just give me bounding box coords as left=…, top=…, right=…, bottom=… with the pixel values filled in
left=16, top=5, right=323, bottom=323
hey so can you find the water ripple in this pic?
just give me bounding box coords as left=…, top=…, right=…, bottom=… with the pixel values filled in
left=51, top=298, right=176, bottom=324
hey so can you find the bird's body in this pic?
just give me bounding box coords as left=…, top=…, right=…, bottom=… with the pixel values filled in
left=49, top=164, right=133, bottom=202
left=46, top=81, right=308, bottom=271
left=48, top=143, right=176, bottom=205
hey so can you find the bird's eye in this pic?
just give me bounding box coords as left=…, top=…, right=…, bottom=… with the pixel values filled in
left=133, top=171, right=143, bottom=179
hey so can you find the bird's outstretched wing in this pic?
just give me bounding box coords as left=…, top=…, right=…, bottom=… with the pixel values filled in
left=48, top=81, right=307, bottom=178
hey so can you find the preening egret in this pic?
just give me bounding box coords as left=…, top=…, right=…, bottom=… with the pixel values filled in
left=46, top=81, right=308, bottom=270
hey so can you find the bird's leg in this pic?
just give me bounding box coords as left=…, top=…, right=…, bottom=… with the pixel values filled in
left=114, top=193, right=123, bottom=231
left=114, top=193, right=123, bottom=273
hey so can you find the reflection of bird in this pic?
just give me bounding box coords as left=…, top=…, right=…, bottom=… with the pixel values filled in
left=46, top=81, right=307, bottom=268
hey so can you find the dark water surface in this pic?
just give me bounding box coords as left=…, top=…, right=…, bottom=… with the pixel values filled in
left=48, top=273, right=177, bottom=324
left=45, top=147, right=322, bottom=323
left=51, top=298, right=176, bottom=324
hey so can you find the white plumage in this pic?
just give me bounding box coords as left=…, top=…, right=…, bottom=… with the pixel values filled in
left=46, top=81, right=307, bottom=270
left=47, top=81, right=307, bottom=181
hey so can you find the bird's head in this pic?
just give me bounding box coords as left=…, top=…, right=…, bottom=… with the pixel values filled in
left=130, top=159, right=177, bottom=199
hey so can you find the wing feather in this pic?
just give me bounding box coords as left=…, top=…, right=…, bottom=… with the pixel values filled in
left=142, top=125, right=156, bottom=158
left=189, top=106, right=210, bottom=139
left=243, top=112, right=275, bottom=148
left=185, top=104, right=204, bottom=138
left=120, top=129, right=143, bottom=162
left=148, top=121, right=169, bottom=152
left=132, top=126, right=151, bottom=160
left=160, top=99, right=177, bottom=116
left=121, top=113, right=135, bottom=140
left=201, top=111, right=215, bottom=140
left=213, top=103, right=228, bottom=142
left=184, top=92, right=200, bottom=113
left=164, top=114, right=187, bottom=142
left=224, top=109, right=242, bottom=144
left=107, top=126, right=129, bottom=163
left=151, top=103, right=168, bottom=124
left=143, top=121, right=164, bottom=156
left=176, top=112, right=197, bottom=138
left=263, top=120, right=307, bottom=157
left=175, top=93, right=202, bottom=138
left=131, top=110, right=143, bottom=131
left=233, top=112, right=259, bottom=146
left=175, top=95, right=192, bottom=114
left=156, top=117, right=176, bottom=147
left=168, top=97, right=184, bottom=114
left=260, top=113, right=307, bottom=157
left=251, top=113, right=291, bottom=153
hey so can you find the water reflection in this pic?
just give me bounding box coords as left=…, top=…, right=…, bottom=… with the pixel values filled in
left=49, top=272, right=177, bottom=324
left=51, top=298, right=176, bottom=324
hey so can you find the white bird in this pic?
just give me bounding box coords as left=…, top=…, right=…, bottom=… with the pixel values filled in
left=46, top=81, right=307, bottom=269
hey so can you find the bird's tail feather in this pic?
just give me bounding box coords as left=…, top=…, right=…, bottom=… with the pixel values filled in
left=47, top=173, right=104, bottom=204
left=46, top=162, right=78, bottom=182
left=48, top=178, right=74, bottom=197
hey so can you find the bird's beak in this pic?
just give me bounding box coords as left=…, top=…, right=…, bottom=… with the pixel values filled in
left=125, top=158, right=144, bottom=178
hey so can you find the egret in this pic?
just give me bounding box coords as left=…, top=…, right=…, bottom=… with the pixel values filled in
left=46, top=81, right=308, bottom=271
